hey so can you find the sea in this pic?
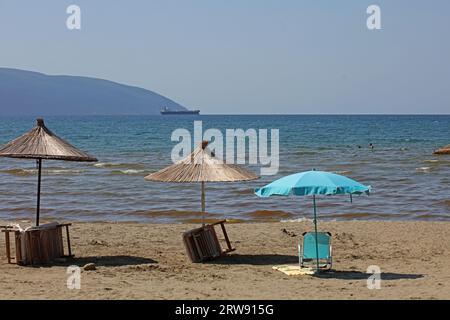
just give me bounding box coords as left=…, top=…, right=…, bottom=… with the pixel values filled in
left=0, top=115, right=449, bottom=223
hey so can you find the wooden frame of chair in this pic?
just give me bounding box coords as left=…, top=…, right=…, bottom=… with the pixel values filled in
left=1, top=223, right=73, bottom=265
left=182, top=220, right=235, bottom=263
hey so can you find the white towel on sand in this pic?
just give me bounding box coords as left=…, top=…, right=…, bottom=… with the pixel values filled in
left=272, top=264, right=316, bottom=276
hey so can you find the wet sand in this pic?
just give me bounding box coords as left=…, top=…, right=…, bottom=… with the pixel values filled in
left=0, top=219, right=449, bottom=299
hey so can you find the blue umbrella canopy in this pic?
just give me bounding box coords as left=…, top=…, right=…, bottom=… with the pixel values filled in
left=255, top=170, right=370, bottom=197
left=255, top=170, right=371, bottom=272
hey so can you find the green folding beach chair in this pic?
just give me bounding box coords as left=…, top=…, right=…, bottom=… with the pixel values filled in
left=299, top=232, right=332, bottom=270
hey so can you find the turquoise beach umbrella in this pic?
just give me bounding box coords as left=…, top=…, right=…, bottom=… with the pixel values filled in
left=255, top=169, right=371, bottom=272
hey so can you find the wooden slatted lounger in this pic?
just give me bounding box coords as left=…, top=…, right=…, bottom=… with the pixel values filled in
left=1, top=223, right=73, bottom=265
left=182, top=220, right=235, bottom=263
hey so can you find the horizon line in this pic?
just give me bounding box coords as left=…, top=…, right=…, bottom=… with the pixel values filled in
left=0, top=113, right=449, bottom=117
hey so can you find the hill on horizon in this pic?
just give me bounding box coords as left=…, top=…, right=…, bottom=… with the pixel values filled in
left=0, top=68, right=187, bottom=115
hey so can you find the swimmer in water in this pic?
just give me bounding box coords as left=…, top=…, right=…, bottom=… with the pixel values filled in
left=369, top=143, right=374, bottom=150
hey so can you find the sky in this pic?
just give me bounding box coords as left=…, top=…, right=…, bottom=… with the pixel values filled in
left=0, top=0, right=449, bottom=114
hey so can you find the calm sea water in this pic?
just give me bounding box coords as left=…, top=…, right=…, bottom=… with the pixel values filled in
left=0, top=115, right=449, bottom=223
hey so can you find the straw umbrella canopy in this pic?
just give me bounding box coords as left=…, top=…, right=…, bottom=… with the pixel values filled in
left=0, top=118, right=97, bottom=226
left=145, top=140, right=259, bottom=225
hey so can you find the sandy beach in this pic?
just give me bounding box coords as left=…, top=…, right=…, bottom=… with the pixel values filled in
left=0, top=219, right=449, bottom=300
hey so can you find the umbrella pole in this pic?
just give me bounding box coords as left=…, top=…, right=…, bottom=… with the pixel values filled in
left=36, top=158, right=42, bottom=226
left=201, top=181, right=206, bottom=227
left=313, top=195, right=320, bottom=273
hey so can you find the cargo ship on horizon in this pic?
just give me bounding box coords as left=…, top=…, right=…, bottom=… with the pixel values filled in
left=160, top=107, right=200, bottom=115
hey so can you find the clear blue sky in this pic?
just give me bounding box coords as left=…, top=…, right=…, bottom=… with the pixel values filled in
left=1, top=0, right=449, bottom=114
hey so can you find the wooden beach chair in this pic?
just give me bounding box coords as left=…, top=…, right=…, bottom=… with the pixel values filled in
left=182, top=220, right=235, bottom=263
left=1, top=222, right=73, bottom=265
left=299, top=231, right=332, bottom=270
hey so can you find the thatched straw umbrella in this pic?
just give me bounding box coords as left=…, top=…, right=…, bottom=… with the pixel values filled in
left=0, top=118, right=97, bottom=226
left=145, top=140, right=259, bottom=226
left=433, top=144, right=450, bottom=155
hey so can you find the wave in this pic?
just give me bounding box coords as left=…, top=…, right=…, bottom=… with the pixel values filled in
left=231, top=188, right=256, bottom=195
left=416, top=213, right=450, bottom=220
left=109, top=169, right=146, bottom=175
left=181, top=218, right=246, bottom=224
left=423, top=159, right=439, bottom=163
left=415, top=167, right=431, bottom=173
left=330, top=164, right=356, bottom=170
left=423, top=159, right=450, bottom=164
left=325, top=212, right=385, bottom=219
left=126, top=209, right=295, bottom=222
left=247, top=210, right=294, bottom=221
left=281, top=217, right=311, bottom=223
left=439, top=199, right=450, bottom=207
left=127, top=210, right=203, bottom=217
left=7, top=207, right=37, bottom=213
left=0, top=168, right=85, bottom=176
left=293, top=150, right=318, bottom=155
left=92, top=162, right=145, bottom=169
left=332, top=170, right=352, bottom=175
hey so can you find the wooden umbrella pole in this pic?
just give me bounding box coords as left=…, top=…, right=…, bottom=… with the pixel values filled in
left=36, top=158, right=42, bottom=226
left=201, top=181, right=206, bottom=227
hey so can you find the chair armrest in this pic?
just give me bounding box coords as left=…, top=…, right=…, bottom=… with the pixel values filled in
left=57, top=223, right=72, bottom=228
left=208, top=220, right=227, bottom=227
left=0, top=225, right=15, bottom=230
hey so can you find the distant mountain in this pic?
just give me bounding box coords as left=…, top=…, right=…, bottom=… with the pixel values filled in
left=0, top=68, right=187, bottom=115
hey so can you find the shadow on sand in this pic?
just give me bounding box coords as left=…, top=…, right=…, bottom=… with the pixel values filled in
left=207, top=254, right=424, bottom=281
left=207, top=254, right=298, bottom=266
left=314, top=270, right=424, bottom=280
left=57, top=255, right=158, bottom=267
